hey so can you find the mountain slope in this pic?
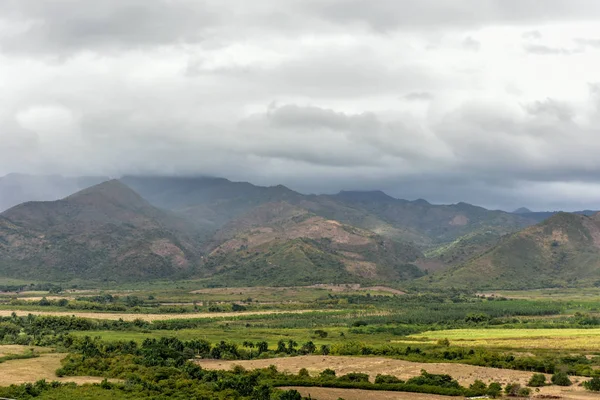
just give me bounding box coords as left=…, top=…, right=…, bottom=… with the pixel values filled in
left=0, top=180, right=200, bottom=281
left=121, top=176, right=536, bottom=250
left=328, top=191, right=535, bottom=246
left=429, top=212, right=600, bottom=289
left=204, top=202, right=424, bottom=285
left=0, top=174, right=108, bottom=212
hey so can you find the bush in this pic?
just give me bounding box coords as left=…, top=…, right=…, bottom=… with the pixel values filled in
left=320, top=369, right=336, bottom=379
left=437, top=338, right=450, bottom=347
left=279, top=389, right=302, bottom=400
left=298, top=368, right=310, bottom=377
left=551, top=372, right=572, bottom=386
left=486, top=382, right=502, bottom=398
left=468, top=379, right=487, bottom=396
left=504, top=383, right=523, bottom=396
left=338, top=373, right=370, bottom=383
left=374, top=374, right=403, bottom=384
left=528, top=373, right=546, bottom=387
left=583, top=376, right=600, bottom=391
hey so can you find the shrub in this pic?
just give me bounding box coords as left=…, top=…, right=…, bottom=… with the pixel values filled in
left=583, top=376, right=600, bottom=391
left=486, top=382, right=502, bottom=398
left=320, top=369, right=336, bottom=379
left=437, top=338, right=450, bottom=347
left=279, top=389, right=302, bottom=400
left=528, top=373, right=546, bottom=387
left=374, top=374, right=403, bottom=384
left=298, top=368, right=309, bottom=377
left=338, top=373, right=370, bottom=383
left=551, top=372, right=572, bottom=386
left=468, top=379, right=487, bottom=396
left=504, top=383, right=523, bottom=396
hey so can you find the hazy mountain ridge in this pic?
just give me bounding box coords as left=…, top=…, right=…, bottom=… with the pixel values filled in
left=0, top=180, right=201, bottom=281
left=0, top=174, right=109, bottom=212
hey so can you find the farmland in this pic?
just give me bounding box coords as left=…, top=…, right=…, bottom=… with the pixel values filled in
left=1, top=286, right=600, bottom=398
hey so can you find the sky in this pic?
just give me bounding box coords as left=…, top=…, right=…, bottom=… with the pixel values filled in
left=1, top=0, right=600, bottom=211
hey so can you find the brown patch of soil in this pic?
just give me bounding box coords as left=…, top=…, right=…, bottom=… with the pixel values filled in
left=281, top=387, right=452, bottom=400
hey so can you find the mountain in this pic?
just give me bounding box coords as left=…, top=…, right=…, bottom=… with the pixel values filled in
left=326, top=191, right=535, bottom=247
left=429, top=212, right=600, bottom=289
left=0, top=174, right=108, bottom=212
left=121, top=177, right=536, bottom=248
left=0, top=180, right=201, bottom=281
left=513, top=207, right=533, bottom=214
left=202, top=202, right=424, bottom=286
left=120, top=176, right=302, bottom=232
left=512, top=209, right=599, bottom=223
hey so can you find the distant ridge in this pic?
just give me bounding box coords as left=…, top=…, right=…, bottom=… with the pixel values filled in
left=0, top=180, right=200, bottom=281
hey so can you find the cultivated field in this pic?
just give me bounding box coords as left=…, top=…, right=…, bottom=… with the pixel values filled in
left=406, top=328, right=600, bottom=350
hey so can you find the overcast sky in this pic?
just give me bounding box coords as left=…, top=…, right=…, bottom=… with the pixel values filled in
left=1, top=1, right=600, bottom=211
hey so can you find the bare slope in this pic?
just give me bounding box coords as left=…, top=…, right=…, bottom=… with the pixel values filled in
left=204, top=202, right=424, bottom=285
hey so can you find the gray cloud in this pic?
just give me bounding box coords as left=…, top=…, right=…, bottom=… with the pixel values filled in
left=575, top=38, right=600, bottom=48
left=523, top=44, right=581, bottom=55
left=1, top=0, right=600, bottom=211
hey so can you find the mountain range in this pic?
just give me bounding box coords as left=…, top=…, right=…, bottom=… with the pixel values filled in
left=0, top=173, right=599, bottom=289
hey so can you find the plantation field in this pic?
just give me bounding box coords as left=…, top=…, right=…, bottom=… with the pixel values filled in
left=407, top=328, right=600, bottom=350
left=0, top=308, right=333, bottom=321
left=484, top=287, right=600, bottom=301
left=70, top=325, right=388, bottom=348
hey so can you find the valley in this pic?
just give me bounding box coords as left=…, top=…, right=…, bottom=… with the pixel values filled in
left=1, top=174, right=600, bottom=399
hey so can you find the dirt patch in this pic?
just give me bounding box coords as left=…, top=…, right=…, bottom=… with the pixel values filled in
left=449, top=215, right=468, bottom=226
left=280, top=387, right=452, bottom=400
left=191, top=284, right=404, bottom=295
left=198, top=356, right=589, bottom=394
left=0, top=345, right=52, bottom=357
left=0, top=308, right=325, bottom=322
left=0, top=353, right=113, bottom=386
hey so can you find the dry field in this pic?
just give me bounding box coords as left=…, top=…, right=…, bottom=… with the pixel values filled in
left=0, top=308, right=326, bottom=321
left=283, top=386, right=600, bottom=400
left=199, top=355, right=592, bottom=398
left=0, top=352, right=109, bottom=386
left=0, top=344, right=51, bottom=357
left=280, top=387, right=452, bottom=400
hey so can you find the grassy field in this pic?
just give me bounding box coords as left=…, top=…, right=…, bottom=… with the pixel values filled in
left=407, top=328, right=600, bottom=351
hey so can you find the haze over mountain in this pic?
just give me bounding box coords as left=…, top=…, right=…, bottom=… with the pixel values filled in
left=0, top=174, right=109, bottom=212
left=3, top=2, right=600, bottom=212
left=0, top=180, right=200, bottom=281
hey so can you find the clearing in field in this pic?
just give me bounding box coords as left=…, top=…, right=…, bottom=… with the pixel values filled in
left=0, top=353, right=108, bottom=386
left=406, top=328, right=600, bottom=351
left=198, top=355, right=590, bottom=399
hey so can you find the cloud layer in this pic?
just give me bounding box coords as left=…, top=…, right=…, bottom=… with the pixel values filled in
left=1, top=0, right=600, bottom=211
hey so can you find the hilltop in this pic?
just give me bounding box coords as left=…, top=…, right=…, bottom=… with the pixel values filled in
left=0, top=180, right=200, bottom=281
left=429, top=212, right=600, bottom=289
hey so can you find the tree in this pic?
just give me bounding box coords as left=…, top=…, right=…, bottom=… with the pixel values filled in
left=277, top=340, right=287, bottom=353
left=528, top=373, right=546, bottom=387
left=320, top=369, right=336, bottom=379
left=287, top=339, right=298, bottom=353
left=468, top=380, right=487, bottom=396
left=256, top=341, right=269, bottom=354
left=320, top=345, right=330, bottom=355
left=583, top=376, right=600, bottom=392
left=486, top=382, right=502, bottom=398
left=300, top=341, right=316, bottom=354
left=551, top=372, right=572, bottom=386
left=298, top=368, right=310, bottom=377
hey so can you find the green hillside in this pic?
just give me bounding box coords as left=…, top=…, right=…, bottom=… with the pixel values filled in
left=428, top=212, right=600, bottom=289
